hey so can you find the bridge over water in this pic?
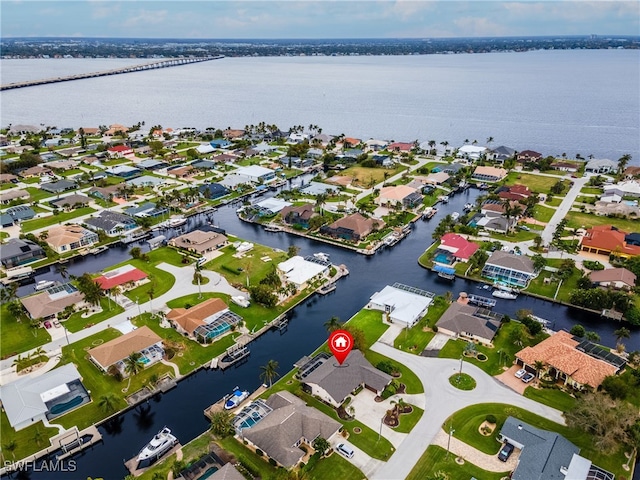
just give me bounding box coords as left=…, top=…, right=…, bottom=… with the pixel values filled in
left=0, top=55, right=224, bottom=91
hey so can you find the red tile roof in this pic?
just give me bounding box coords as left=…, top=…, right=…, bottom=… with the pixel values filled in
left=440, top=233, right=479, bottom=260
left=388, top=142, right=414, bottom=151
left=581, top=225, right=640, bottom=256
left=95, top=267, right=147, bottom=290
left=108, top=145, right=132, bottom=152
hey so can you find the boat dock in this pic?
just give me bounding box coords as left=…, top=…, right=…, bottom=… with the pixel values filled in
left=317, top=283, right=337, bottom=295
left=124, top=442, right=182, bottom=477
left=204, top=385, right=266, bottom=421
left=217, top=344, right=251, bottom=370
left=467, top=294, right=497, bottom=308
left=55, top=426, right=103, bottom=460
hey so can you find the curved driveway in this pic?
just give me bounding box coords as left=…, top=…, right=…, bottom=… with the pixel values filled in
left=368, top=342, right=565, bottom=480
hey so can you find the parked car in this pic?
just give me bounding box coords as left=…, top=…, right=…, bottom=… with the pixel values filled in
left=336, top=443, right=354, bottom=459
left=498, top=442, right=514, bottom=462
left=522, top=372, right=535, bottom=383
left=514, top=369, right=527, bottom=379
left=518, top=225, right=531, bottom=231
left=44, top=321, right=52, bottom=329
left=53, top=320, right=61, bottom=328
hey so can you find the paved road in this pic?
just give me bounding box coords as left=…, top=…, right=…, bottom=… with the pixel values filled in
left=540, top=175, right=589, bottom=245
left=368, top=342, right=565, bottom=480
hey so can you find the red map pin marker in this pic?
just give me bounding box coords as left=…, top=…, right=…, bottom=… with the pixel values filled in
left=328, top=329, right=354, bottom=365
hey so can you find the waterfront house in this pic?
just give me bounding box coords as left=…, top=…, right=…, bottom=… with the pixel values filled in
left=280, top=204, right=316, bottom=228
left=94, top=265, right=148, bottom=291
left=40, top=179, right=77, bottom=194
left=368, top=283, right=433, bottom=328
left=377, top=185, right=423, bottom=209
left=199, top=182, right=229, bottom=200
left=623, top=166, right=640, bottom=179
left=50, top=193, right=91, bottom=210
left=585, top=158, right=617, bottom=174
left=515, top=331, right=621, bottom=390
left=457, top=145, right=487, bottom=161
left=487, top=145, right=516, bottom=164
left=169, top=230, right=228, bottom=255
left=481, top=251, right=536, bottom=287
left=435, top=303, right=502, bottom=345
left=88, top=326, right=164, bottom=374
left=580, top=225, right=640, bottom=259
left=167, top=297, right=232, bottom=337
left=498, top=417, right=613, bottom=480
left=439, top=163, right=466, bottom=175
left=320, top=213, right=384, bottom=242
left=107, top=145, right=133, bottom=158
left=5, top=205, right=35, bottom=223
left=589, top=267, right=636, bottom=290
left=302, top=350, right=392, bottom=407
left=551, top=161, right=579, bottom=173
left=104, top=124, right=127, bottom=136
left=46, top=225, right=98, bottom=253
left=423, top=172, right=450, bottom=185
left=603, top=180, right=640, bottom=198
left=0, top=238, right=45, bottom=268
left=516, top=150, right=542, bottom=164
left=387, top=141, right=414, bottom=153
left=105, top=165, right=141, bottom=179
left=471, top=166, right=508, bottom=182
left=277, top=255, right=329, bottom=290
left=438, top=233, right=479, bottom=262
left=241, top=391, right=341, bottom=468
left=20, top=283, right=84, bottom=320
left=209, top=139, right=232, bottom=149
left=497, top=184, right=532, bottom=202
left=0, top=364, right=89, bottom=431
left=125, top=202, right=168, bottom=218
left=0, top=189, right=29, bottom=204
left=342, top=137, right=361, bottom=148
left=233, top=165, right=276, bottom=183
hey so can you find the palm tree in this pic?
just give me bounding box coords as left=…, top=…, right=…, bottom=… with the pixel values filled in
left=585, top=331, right=600, bottom=342
left=533, top=360, right=545, bottom=377
left=56, top=264, right=68, bottom=281
left=259, top=359, right=280, bottom=388
left=32, top=428, right=44, bottom=446
left=7, top=300, right=25, bottom=320
left=3, top=439, right=17, bottom=460
left=210, top=410, right=234, bottom=437
left=315, top=192, right=328, bottom=215
left=124, top=352, right=144, bottom=377
left=617, top=153, right=631, bottom=174
left=31, top=346, right=46, bottom=361
left=614, top=327, right=631, bottom=347
left=98, top=393, right=118, bottom=414
left=0, top=282, right=18, bottom=303
left=324, top=316, right=342, bottom=332
left=193, top=265, right=204, bottom=299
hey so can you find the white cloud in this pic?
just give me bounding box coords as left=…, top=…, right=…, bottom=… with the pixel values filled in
left=121, top=9, right=169, bottom=28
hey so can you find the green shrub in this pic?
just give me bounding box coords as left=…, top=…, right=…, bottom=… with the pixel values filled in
left=268, top=458, right=277, bottom=466
left=255, top=449, right=263, bottom=457
left=221, top=264, right=241, bottom=275
left=486, top=414, right=497, bottom=424
left=583, top=260, right=604, bottom=271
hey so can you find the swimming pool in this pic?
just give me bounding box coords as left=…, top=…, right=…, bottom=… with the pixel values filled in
left=198, top=466, right=219, bottom=480
left=140, top=356, right=151, bottom=365
left=434, top=252, right=453, bottom=264
left=49, top=395, right=84, bottom=415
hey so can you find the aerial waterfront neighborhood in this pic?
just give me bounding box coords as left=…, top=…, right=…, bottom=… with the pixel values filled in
left=0, top=119, right=638, bottom=480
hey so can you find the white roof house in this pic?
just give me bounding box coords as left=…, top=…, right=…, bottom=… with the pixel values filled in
left=368, top=284, right=433, bottom=327
left=255, top=198, right=292, bottom=215
left=603, top=180, right=640, bottom=198
left=457, top=145, right=487, bottom=161
left=277, top=256, right=329, bottom=288
left=234, top=165, right=276, bottom=183
left=196, top=143, right=215, bottom=154
left=0, top=364, right=85, bottom=431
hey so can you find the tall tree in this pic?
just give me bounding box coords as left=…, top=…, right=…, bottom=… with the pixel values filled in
left=259, top=359, right=280, bottom=388
left=324, top=316, right=342, bottom=332
left=124, top=352, right=144, bottom=377
left=98, top=393, right=118, bottom=413
left=614, top=327, right=631, bottom=347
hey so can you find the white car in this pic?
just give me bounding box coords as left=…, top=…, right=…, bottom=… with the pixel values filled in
left=514, top=369, right=527, bottom=379
left=336, top=443, right=354, bottom=459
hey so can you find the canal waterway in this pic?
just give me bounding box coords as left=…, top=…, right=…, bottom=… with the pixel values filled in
left=12, top=181, right=640, bottom=480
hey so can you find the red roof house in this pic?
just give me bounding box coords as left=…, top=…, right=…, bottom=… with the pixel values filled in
left=387, top=142, right=414, bottom=152
left=107, top=145, right=133, bottom=158
left=439, top=233, right=479, bottom=261
left=581, top=225, right=640, bottom=259
left=94, top=265, right=148, bottom=290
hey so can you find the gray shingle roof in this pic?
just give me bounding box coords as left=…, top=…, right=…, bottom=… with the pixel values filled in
left=303, top=350, right=392, bottom=404
left=436, top=303, right=501, bottom=342
left=243, top=391, right=341, bottom=467
left=0, top=238, right=44, bottom=262
left=485, top=250, right=535, bottom=274
left=500, top=417, right=580, bottom=480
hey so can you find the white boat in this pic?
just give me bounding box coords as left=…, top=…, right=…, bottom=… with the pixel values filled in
left=168, top=217, right=187, bottom=228
left=34, top=280, right=56, bottom=291
left=89, top=245, right=109, bottom=255
left=313, top=252, right=330, bottom=263
left=451, top=212, right=460, bottom=221
left=464, top=203, right=474, bottom=211
left=492, top=289, right=518, bottom=300
left=231, top=296, right=250, bottom=308
left=224, top=387, right=249, bottom=410
left=137, top=427, right=177, bottom=464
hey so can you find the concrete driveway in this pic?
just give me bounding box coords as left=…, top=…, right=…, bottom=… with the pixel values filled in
left=495, top=365, right=530, bottom=394
left=328, top=437, right=385, bottom=479
left=349, top=389, right=407, bottom=448
left=368, top=342, right=565, bottom=480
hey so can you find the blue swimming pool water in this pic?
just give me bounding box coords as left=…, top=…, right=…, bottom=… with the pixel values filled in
left=434, top=253, right=453, bottom=264
left=198, top=466, right=218, bottom=480
left=140, top=356, right=151, bottom=365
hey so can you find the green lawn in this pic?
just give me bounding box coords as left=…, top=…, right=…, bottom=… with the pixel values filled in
left=364, top=350, right=424, bottom=394
left=523, top=386, right=577, bottom=412
left=21, top=207, right=96, bottom=232
left=0, top=412, right=58, bottom=462
left=217, top=436, right=281, bottom=479
left=306, top=452, right=365, bottom=480
left=207, top=242, right=289, bottom=288
left=445, top=403, right=627, bottom=478
left=565, top=211, right=640, bottom=232
left=533, top=204, right=555, bottom=223
left=449, top=373, right=477, bottom=390
left=63, top=296, right=124, bottom=333
left=345, top=309, right=389, bottom=348
left=504, top=172, right=560, bottom=194
left=544, top=197, right=563, bottom=207
left=393, top=296, right=450, bottom=354
left=524, top=264, right=582, bottom=302
left=58, top=168, right=85, bottom=177
left=486, top=229, right=540, bottom=242
left=394, top=405, right=424, bottom=434
left=24, top=187, right=57, bottom=202
left=580, top=186, right=603, bottom=194
left=341, top=165, right=406, bottom=188
left=407, top=445, right=507, bottom=480
left=1, top=302, right=51, bottom=358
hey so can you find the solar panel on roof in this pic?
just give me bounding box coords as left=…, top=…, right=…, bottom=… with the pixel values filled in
left=575, top=339, right=627, bottom=369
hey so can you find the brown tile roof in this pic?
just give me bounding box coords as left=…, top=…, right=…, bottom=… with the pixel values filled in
left=167, top=298, right=228, bottom=335
left=581, top=225, right=640, bottom=256
left=473, top=166, right=508, bottom=179
left=168, top=230, right=228, bottom=254
left=624, top=166, right=640, bottom=178
left=46, top=225, right=93, bottom=248
left=589, top=267, right=637, bottom=287
left=280, top=204, right=315, bottom=221
left=516, top=331, right=618, bottom=388
left=379, top=185, right=417, bottom=201
left=326, top=213, right=384, bottom=237
left=20, top=290, right=84, bottom=319
left=88, top=326, right=162, bottom=368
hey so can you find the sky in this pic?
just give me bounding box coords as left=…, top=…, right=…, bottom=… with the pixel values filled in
left=1, top=1, right=639, bottom=39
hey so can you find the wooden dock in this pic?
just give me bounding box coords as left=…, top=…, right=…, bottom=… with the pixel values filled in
left=217, top=344, right=250, bottom=370
left=124, top=442, right=182, bottom=477
left=1, top=56, right=224, bottom=91
left=204, top=385, right=266, bottom=421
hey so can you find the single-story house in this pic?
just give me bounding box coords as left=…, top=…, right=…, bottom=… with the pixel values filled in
left=168, top=166, right=194, bottom=178
left=196, top=143, right=215, bottom=154
left=377, top=185, right=423, bottom=208
left=0, top=189, right=29, bottom=204
left=387, top=142, right=414, bottom=152
left=320, top=213, right=384, bottom=242
left=603, top=180, right=640, bottom=198
left=166, top=297, right=229, bottom=337
left=169, top=230, right=228, bottom=255
left=46, top=225, right=99, bottom=253
left=0, top=238, right=45, bottom=268
left=515, top=330, right=620, bottom=390
left=125, top=175, right=165, bottom=188
left=600, top=193, right=622, bottom=204
left=210, top=139, right=232, bottom=149
left=212, top=153, right=238, bottom=163
left=585, top=158, right=617, bottom=174
left=457, top=145, right=487, bottom=161
left=299, top=182, right=336, bottom=196
left=471, top=166, right=508, bottom=182
left=191, top=159, right=216, bottom=170
left=497, top=184, right=532, bottom=202
left=277, top=256, right=329, bottom=290
left=5, top=205, right=35, bottom=222
left=40, top=179, right=77, bottom=193
left=87, top=185, right=120, bottom=202
left=0, top=173, right=18, bottom=183
left=125, top=202, right=168, bottom=218
left=591, top=201, right=639, bottom=218
left=105, top=165, right=141, bottom=179
left=280, top=204, right=316, bottom=228
left=50, top=194, right=91, bottom=210
left=438, top=163, right=465, bottom=175
left=88, top=326, right=164, bottom=373
left=20, top=283, right=84, bottom=320
left=487, top=146, right=516, bottom=163
left=254, top=198, right=292, bottom=216
left=241, top=391, right=342, bottom=468
left=0, top=213, right=14, bottom=228
left=0, top=364, right=89, bottom=431
left=589, top=267, right=636, bottom=289
left=84, top=210, right=137, bottom=236
left=341, top=137, right=361, bottom=148
left=46, top=159, right=79, bottom=171
left=623, top=166, right=640, bottom=179
left=551, top=161, right=579, bottom=173
left=107, top=145, right=133, bottom=158
left=199, top=183, right=229, bottom=200
left=423, top=172, right=450, bottom=185
left=368, top=283, right=433, bottom=328
left=233, top=165, right=276, bottom=183
left=365, top=139, right=388, bottom=151
left=499, top=417, right=613, bottom=480
left=516, top=150, right=542, bottom=163
left=438, top=233, right=479, bottom=262
left=138, top=159, right=168, bottom=171
left=580, top=225, right=640, bottom=259
left=94, top=264, right=148, bottom=291
left=481, top=251, right=536, bottom=288
left=21, top=166, right=53, bottom=178
left=475, top=215, right=513, bottom=234
left=436, top=303, right=502, bottom=345
left=303, top=350, right=392, bottom=407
